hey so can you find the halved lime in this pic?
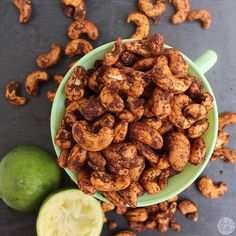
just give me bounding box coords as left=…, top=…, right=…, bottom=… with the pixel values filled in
left=36, top=189, right=104, bottom=236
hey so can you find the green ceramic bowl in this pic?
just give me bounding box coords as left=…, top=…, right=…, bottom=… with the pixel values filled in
left=51, top=40, right=218, bottom=207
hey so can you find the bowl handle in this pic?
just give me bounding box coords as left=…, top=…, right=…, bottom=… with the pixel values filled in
left=194, top=50, right=217, bottom=75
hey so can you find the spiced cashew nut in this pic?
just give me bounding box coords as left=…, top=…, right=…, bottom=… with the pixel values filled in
left=72, top=120, right=114, bottom=151
left=178, top=200, right=198, bottom=222
left=139, top=0, right=166, bottom=20
left=198, top=176, right=228, bottom=199
left=61, top=0, right=86, bottom=20
left=127, top=12, right=150, bottom=40
left=36, top=43, right=62, bottom=69
left=187, top=9, right=212, bottom=30
left=171, top=0, right=190, bottom=24
left=211, top=147, right=236, bottom=164
left=68, top=19, right=99, bottom=40
left=13, top=0, right=32, bottom=24
left=65, top=39, right=93, bottom=57
left=218, top=112, right=236, bottom=130
left=5, top=81, right=27, bottom=106
left=25, top=70, right=49, bottom=96
left=189, top=137, right=206, bottom=166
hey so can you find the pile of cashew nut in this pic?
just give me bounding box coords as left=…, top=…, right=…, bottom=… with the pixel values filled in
left=54, top=34, right=214, bottom=209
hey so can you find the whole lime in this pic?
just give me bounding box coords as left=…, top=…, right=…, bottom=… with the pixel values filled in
left=0, top=145, right=61, bottom=212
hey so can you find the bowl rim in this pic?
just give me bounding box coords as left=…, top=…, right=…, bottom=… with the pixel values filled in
left=51, top=39, right=218, bottom=206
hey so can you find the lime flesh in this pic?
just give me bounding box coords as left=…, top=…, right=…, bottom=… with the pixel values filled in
left=37, top=189, right=104, bottom=236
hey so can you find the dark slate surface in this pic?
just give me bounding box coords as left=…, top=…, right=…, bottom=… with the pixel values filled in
left=0, top=0, right=236, bottom=235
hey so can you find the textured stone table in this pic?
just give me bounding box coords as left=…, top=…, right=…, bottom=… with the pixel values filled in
left=0, top=0, right=236, bottom=235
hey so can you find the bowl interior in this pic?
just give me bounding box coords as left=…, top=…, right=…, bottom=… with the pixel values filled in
left=51, top=40, right=218, bottom=207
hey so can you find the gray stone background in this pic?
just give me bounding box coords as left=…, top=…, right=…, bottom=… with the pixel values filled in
left=0, top=0, right=236, bottom=235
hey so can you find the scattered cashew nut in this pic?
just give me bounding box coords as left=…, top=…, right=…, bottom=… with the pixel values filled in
left=13, top=0, right=32, bottom=24
left=178, top=200, right=198, bottom=222
left=211, top=147, right=236, bottom=164
left=171, top=0, right=190, bottom=24
left=65, top=39, right=93, bottom=57
left=61, top=0, right=86, bottom=20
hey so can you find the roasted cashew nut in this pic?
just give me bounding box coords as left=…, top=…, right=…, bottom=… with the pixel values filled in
left=113, top=121, right=129, bottom=143
left=117, top=109, right=135, bottom=123
left=198, top=176, right=228, bottom=199
left=127, top=12, right=150, bottom=40
left=120, top=182, right=144, bottom=208
left=154, top=154, right=170, bottom=170
left=55, top=121, right=73, bottom=149
left=187, top=9, right=212, bottom=30
left=25, top=70, right=49, bottom=96
left=99, top=86, right=124, bottom=113
left=129, top=122, right=163, bottom=150
left=211, top=147, right=236, bottom=164
left=164, top=48, right=189, bottom=77
left=68, top=19, right=99, bottom=40
left=72, top=120, right=114, bottom=151
left=184, top=103, right=208, bottom=123
left=200, top=92, right=214, bottom=111
left=61, top=0, right=86, bottom=20
left=139, top=0, right=166, bottom=19
left=167, top=132, right=190, bottom=171
left=129, top=155, right=145, bottom=182
left=126, top=96, right=144, bottom=120
left=152, top=88, right=174, bottom=119
left=189, top=137, right=206, bottom=166
left=5, top=81, right=27, bottom=106
left=169, top=94, right=192, bottom=129
left=121, top=51, right=140, bottom=67
left=125, top=34, right=164, bottom=57
left=125, top=208, right=148, bottom=222
left=67, top=144, right=87, bottom=171
left=187, top=76, right=203, bottom=99
left=178, top=200, right=198, bottom=222
left=141, top=117, right=162, bottom=130
left=65, top=39, right=93, bottom=57
left=158, top=117, right=174, bottom=135
left=132, top=57, right=157, bottom=71
left=150, top=56, right=191, bottom=93
left=215, top=130, right=229, bottom=150
left=36, top=43, right=62, bottom=69
left=90, top=171, right=131, bottom=191
left=13, top=0, right=32, bottom=24
left=187, top=118, right=209, bottom=138
left=218, top=112, right=236, bottom=130
left=171, top=0, right=190, bottom=24
left=64, top=66, right=88, bottom=102
left=91, top=113, right=115, bottom=132
left=87, top=151, right=106, bottom=171
left=78, top=169, right=96, bottom=195
left=157, top=169, right=170, bottom=190
left=140, top=167, right=161, bottom=194
left=57, top=149, right=70, bottom=168
left=103, top=38, right=124, bottom=66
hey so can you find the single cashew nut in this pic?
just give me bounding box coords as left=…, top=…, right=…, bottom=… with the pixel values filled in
left=215, top=130, right=229, bottom=150
left=178, top=200, right=198, bottom=222
left=189, top=137, right=206, bottom=166
left=140, top=167, right=161, bottom=194
left=68, top=19, right=99, bottom=40
left=187, top=9, right=212, bottom=30
left=158, top=117, right=174, bottom=135
left=65, top=66, right=88, bottom=101
left=126, top=96, right=145, bottom=120
left=118, top=109, right=135, bottom=123
left=120, top=182, right=144, bottom=208
left=169, top=94, right=192, bottom=129
left=36, top=43, right=62, bottom=69
left=87, top=151, right=106, bottom=171
left=57, top=149, right=70, bottom=168
left=141, top=117, right=162, bottom=130
left=125, top=208, right=148, bottom=222
left=61, top=0, right=86, bottom=20
left=65, top=39, right=93, bottom=57
left=129, top=122, right=163, bottom=150
left=67, top=144, right=87, bottom=171
left=129, top=155, right=146, bottom=182
left=152, top=88, right=174, bottom=119
left=55, top=121, right=73, bottom=149
left=77, top=169, right=96, bottom=195
left=113, top=121, right=129, bottom=143
left=25, top=70, right=49, bottom=96
left=5, top=81, right=27, bottom=106
left=91, top=171, right=131, bottom=191
left=218, top=112, right=236, bottom=130
left=198, top=176, right=228, bottom=199
left=157, top=169, right=170, bottom=190
left=13, top=0, right=32, bottom=24
left=127, top=12, right=150, bottom=40
left=200, top=92, right=214, bottom=111
left=150, top=56, right=191, bottom=93
left=72, top=120, right=114, bottom=151
left=211, top=147, right=236, bottom=164
left=125, top=34, right=164, bottom=57
left=164, top=48, right=189, bottom=77
left=167, top=132, right=190, bottom=172
left=187, top=118, right=209, bottom=138
left=171, top=0, right=190, bottom=24
left=184, top=103, right=208, bottom=123
left=187, top=76, right=203, bottom=99
left=154, top=154, right=170, bottom=170
left=99, top=86, right=124, bottom=113
left=103, top=38, right=124, bottom=66
left=139, top=0, right=166, bottom=19
left=132, top=57, right=157, bottom=71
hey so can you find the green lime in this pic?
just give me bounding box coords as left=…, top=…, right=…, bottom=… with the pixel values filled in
left=37, top=189, right=104, bottom=236
left=0, top=145, right=61, bottom=212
